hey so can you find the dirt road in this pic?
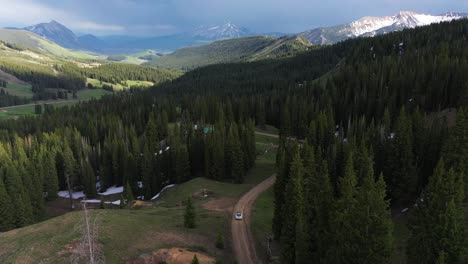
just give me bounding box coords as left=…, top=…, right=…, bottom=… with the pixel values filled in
left=0, top=99, right=82, bottom=110
left=231, top=175, right=276, bottom=264
left=255, top=131, right=280, bottom=138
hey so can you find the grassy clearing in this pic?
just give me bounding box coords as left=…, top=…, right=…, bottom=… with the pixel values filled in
left=0, top=104, right=37, bottom=120
left=0, top=89, right=108, bottom=120
left=0, top=206, right=226, bottom=263
left=76, top=89, right=112, bottom=100
left=255, top=132, right=278, bottom=163
left=86, top=78, right=154, bottom=91
left=3, top=83, right=33, bottom=98
left=159, top=153, right=277, bottom=208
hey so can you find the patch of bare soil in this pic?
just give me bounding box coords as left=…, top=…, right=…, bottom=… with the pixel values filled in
left=202, top=198, right=236, bottom=212
left=127, top=248, right=215, bottom=264
left=129, top=231, right=214, bottom=253
left=59, top=240, right=81, bottom=257
left=132, top=200, right=153, bottom=208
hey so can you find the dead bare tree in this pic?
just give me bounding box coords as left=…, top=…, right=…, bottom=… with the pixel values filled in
left=72, top=200, right=105, bottom=264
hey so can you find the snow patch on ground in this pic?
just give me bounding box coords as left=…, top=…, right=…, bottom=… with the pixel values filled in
left=58, top=191, right=85, bottom=199
left=98, top=186, right=123, bottom=196
left=81, top=199, right=101, bottom=204
left=109, top=200, right=121, bottom=205
left=151, top=184, right=176, bottom=201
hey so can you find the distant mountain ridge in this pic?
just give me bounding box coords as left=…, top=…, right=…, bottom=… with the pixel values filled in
left=146, top=35, right=312, bottom=70
left=24, top=20, right=81, bottom=49
left=18, top=21, right=258, bottom=53
left=191, top=23, right=251, bottom=39
left=6, top=11, right=468, bottom=54
left=300, top=11, right=468, bottom=44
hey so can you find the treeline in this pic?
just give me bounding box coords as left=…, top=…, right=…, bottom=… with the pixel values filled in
left=0, top=88, right=31, bottom=107
left=272, top=108, right=468, bottom=263
left=0, top=60, right=179, bottom=101
left=0, top=94, right=255, bottom=231
left=75, top=63, right=179, bottom=84
left=0, top=58, right=85, bottom=93
left=0, top=80, right=33, bottom=107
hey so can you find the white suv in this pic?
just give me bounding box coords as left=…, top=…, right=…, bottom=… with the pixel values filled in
left=235, top=211, right=243, bottom=220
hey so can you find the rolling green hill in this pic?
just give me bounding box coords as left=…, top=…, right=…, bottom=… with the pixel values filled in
left=146, top=35, right=313, bottom=70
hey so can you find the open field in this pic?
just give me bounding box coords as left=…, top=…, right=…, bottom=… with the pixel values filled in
left=0, top=206, right=226, bottom=263
left=86, top=78, right=154, bottom=91
left=4, top=82, right=33, bottom=98
left=0, top=89, right=110, bottom=120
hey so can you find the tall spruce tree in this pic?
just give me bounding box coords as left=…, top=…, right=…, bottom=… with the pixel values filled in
left=328, top=154, right=358, bottom=264
left=355, top=166, right=393, bottom=263
left=184, top=197, right=196, bottom=228
left=407, top=159, right=466, bottom=264
left=280, top=149, right=304, bottom=264
left=0, top=178, right=14, bottom=231
left=43, top=151, right=59, bottom=200
left=385, top=107, right=417, bottom=204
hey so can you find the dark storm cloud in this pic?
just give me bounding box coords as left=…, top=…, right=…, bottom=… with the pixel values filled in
left=0, top=0, right=466, bottom=36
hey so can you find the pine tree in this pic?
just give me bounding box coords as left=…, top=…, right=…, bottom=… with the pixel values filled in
left=82, top=159, right=97, bottom=198
left=4, top=165, right=32, bottom=227
left=0, top=178, right=14, bottom=231
left=272, top=147, right=286, bottom=240
left=216, top=232, right=224, bottom=249
left=63, top=142, right=77, bottom=209
left=43, top=152, right=59, bottom=201
left=407, top=159, right=465, bottom=264
left=119, top=195, right=125, bottom=209
left=145, top=112, right=159, bottom=153
left=141, top=143, right=153, bottom=199
left=435, top=251, right=447, bottom=264
left=191, top=255, right=199, bottom=264
left=175, top=143, right=191, bottom=183
left=184, top=197, right=196, bottom=228
left=231, top=137, right=244, bottom=183
left=124, top=180, right=134, bottom=201
left=385, top=107, right=417, bottom=204
left=302, top=147, right=334, bottom=262
left=442, top=108, right=468, bottom=200
left=328, top=154, right=358, bottom=264
left=355, top=166, right=393, bottom=263
left=280, top=149, right=304, bottom=264
left=100, top=196, right=105, bottom=209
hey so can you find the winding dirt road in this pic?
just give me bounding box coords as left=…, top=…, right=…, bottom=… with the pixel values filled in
left=231, top=175, right=276, bottom=264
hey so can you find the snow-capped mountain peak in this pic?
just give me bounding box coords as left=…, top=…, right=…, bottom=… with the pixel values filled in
left=191, top=22, right=251, bottom=39
left=348, top=11, right=467, bottom=37
left=301, top=11, right=468, bottom=45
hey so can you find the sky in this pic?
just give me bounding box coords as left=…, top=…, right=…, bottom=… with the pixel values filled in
left=0, top=0, right=466, bottom=36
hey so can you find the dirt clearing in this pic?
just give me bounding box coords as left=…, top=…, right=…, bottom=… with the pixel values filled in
left=127, top=247, right=215, bottom=264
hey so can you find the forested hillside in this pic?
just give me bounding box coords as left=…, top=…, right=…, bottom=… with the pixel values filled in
left=0, top=18, right=467, bottom=263
left=147, top=35, right=313, bottom=70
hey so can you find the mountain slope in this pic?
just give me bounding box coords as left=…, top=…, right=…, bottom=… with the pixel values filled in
left=191, top=22, right=251, bottom=39
left=0, top=29, right=99, bottom=60
left=301, top=11, right=468, bottom=44
left=119, top=22, right=253, bottom=52
left=24, top=20, right=81, bottom=50
left=147, top=35, right=312, bottom=70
